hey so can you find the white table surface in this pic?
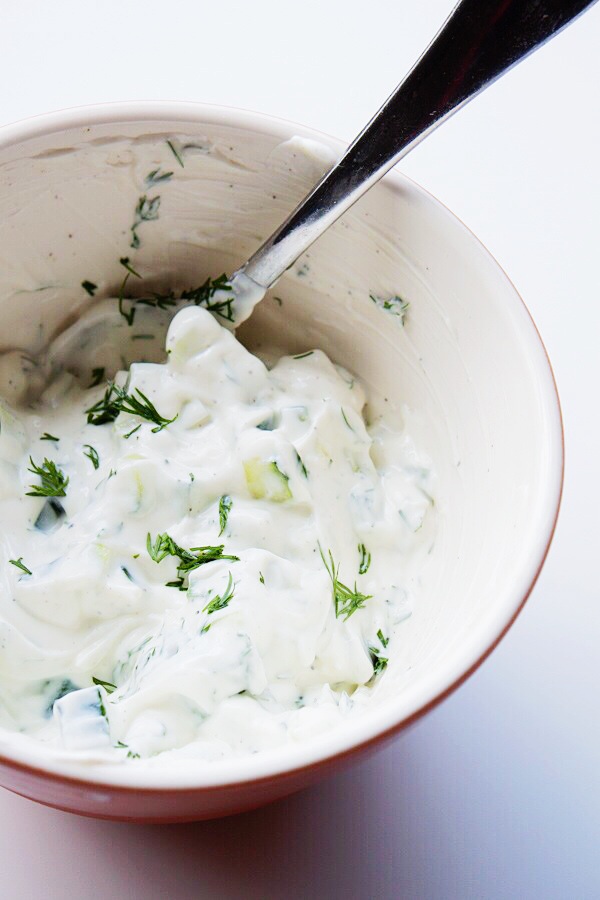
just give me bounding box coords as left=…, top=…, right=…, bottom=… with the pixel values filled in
left=1, top=2, right=599, bottom=897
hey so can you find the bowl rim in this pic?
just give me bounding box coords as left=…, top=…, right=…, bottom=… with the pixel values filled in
left=0, top=100, right=564, bottom=792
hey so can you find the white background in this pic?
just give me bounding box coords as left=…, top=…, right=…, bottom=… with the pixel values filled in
left=1, top=1, right=599, bottom=897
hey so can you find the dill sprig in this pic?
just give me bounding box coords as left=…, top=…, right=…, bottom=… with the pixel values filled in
left=295, top=450, right=308, bottom=478
left=92, top=676, right=117, bottom=694
left=203, top=572, right=235, bottom=614
left=180, top=274, right=235, bottom=321
left=116, top=275, right=234, bottom=326
left=26, top=457, right=69, bottom=498
left=145, top=168, right=173, bottom=186
left=86, top=382, right=177, bottom=432
left=83, top=444, right=100, bottom=469
left=119, top=257, right=141, bottom=278
left=377, top=629, right=389, bottom=648
left=358, top=543, right=371, bottom=575
left=130, top=195, right=160, bottom=249
left=369, top=629, right=390, bottom=675
left=134, top=290, right=177, bottom=312
left=369, top=646, right=389, bottom=675
left=166, top=139, right=184, bottom=167
left=10, top=557, right=31, bottom=575
left=218, top=495, right=232, bottom=536
left=147, top=532, right=239, bottom=590
left=40, top=433, right=59, bottom=442
left=319, top=544, right=372, bottom=620
left=86, top=383, right=121, bottom=425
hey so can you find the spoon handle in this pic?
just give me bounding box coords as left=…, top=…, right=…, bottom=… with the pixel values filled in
left=240, top=0, right=597, bottom=291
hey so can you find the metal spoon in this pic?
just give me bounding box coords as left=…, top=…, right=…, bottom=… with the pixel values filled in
left=229, top=0, right=597, bottom=321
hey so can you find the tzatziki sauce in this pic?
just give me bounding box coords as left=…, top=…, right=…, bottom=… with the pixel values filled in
left=0, top=288, right=434, bottom=765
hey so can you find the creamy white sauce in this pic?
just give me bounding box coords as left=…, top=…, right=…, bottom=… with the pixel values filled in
left=0, top=298, right=434, bottom=764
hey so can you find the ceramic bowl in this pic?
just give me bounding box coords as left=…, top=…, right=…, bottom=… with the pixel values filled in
left=0, top=102, right=563, bottom=822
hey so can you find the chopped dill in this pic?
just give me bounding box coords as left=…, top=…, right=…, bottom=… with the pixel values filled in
left=134, top=290, right=177, bottom=311
left=86, top=382, right=121, bottom=425
left=377, top=628, right=389, bottom=648
left=180, top=274, right=235, bottom=322
left=293, top=351, right=314, bottom=360
left=92, top=676, right=117, bottom=694
left=370, top=293, right=409, bottom=324
left=81, top=280, right=97, bottom=296
left=358, top=543, right=371, bottom=575
left=124, top=423, right=142, bottom=439
left=83, top=444, right=100, bottom=469
left=130, top=195, right=161, bottom=249
left=203, top=572, right=235, bottom=614
left=369, top=645, right=389, bottom=675
left=26, top=457, right=69, bottom=498
left=259, top=571, right=265, bottom=585
left=166, top=139, right=184, bottom=167
left=295, top=449, right=308, bottom=478
left=119, top=257, right=141, bottom=278
left=145, top=168, right=173, bottom=186
left=115, top=275, right=235, bottom=325
left=9, top=557, right=31, bottom=575
left=86, top=381, right=177, bottom=432
left=40, top=433, right=59, bottom=442
left=116, top=386, right=177, bottom=432
left=318, top=544, right=372, bottom=620
left=218, top=495, right=232, bottom=536
left=341, top=408, right=354, bottom=430
left=89, top=367, right=105, bottom=388
left=147, top=532, right=239, bottom=590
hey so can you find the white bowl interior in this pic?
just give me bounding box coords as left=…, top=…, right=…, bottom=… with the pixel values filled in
left=0, top=105, right=562, bottom=787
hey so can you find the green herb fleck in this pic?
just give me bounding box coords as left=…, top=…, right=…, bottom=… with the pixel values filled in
left=341, top=408, right=354, bottom=431
left=83, top=444, right=100, bottom=469
left=40, top=433, right=59, bottom=442
left=117, top=272, right=135, bottom=326
left=293, top=351, right=313, bottom=360
left=369, top=645, right=388, bottom=675
left=89, top=367, right=105, bottom=388
left=319, top=544, right=372, bottom=621
left=166, top=139, right=184, bottom=167
left=370, top=293, right=409, bottom=324
left=259, top=571, right=265, bottom=585
left=130, top=195, right=161, bottom=249
left=147, top=532, right=239, bottom=591
left=218, top=495, right=232, bottom=536
left=86, top=381, right=177, bottom=432
left=86, top=382, right=122, bottom=425
left=81, top=280, right=97, bottom=296
left=119, top=257, right=141, bottom=278
left=377, top=628, right=389, bottom=648
left=358, top=543, right=371, bottom=575
left=92, top=676, right=117, bottom=694
left=26, top=457, right=69, bottom=498
left=180, top=274, right=235, bottom=322
left=10, top=557, right=31, bottom=575
left=295, top=450, right=308, bottom=478
left=203, top=572, right=235, bottom=614
left=145, top=168, right=173, bottom=186
left=124, top=424, right=142, bottom=439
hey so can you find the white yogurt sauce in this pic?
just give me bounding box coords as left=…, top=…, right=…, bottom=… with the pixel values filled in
left=0, top=296, right=434, bottom=764
left=0, top=129, right=435, bottom=765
